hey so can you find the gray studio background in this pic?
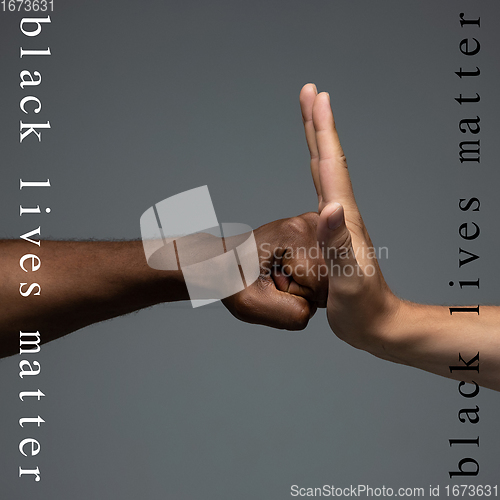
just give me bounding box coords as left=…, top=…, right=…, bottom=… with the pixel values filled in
left=1, top=1, right=499, bottom=498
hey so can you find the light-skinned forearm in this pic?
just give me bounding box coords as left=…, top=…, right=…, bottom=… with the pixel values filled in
left=386, top=302, right=500, bottom=392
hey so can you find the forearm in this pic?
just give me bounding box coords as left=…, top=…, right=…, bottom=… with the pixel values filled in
left=388, top=302, right=500, bottom=391
left=0, top=240, right=188, bottom=357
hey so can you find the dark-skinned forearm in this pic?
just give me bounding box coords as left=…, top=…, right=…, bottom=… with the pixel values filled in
left=0, top=240, right=188, bottom=357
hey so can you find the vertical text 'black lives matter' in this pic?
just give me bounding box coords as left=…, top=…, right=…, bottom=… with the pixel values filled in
left=18, top=15, right=53, bottom=483
left=448, top=10, right=482, bottom=481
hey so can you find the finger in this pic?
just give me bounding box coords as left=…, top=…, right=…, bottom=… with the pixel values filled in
left=254, top=286, right=314, bottom=330
left=273, top=266, right=319, bottom=303
left=317, top=202, right=363, bottom=290
left=225, top=279, right=314, bottom=331
left=312, top=92, right=355, bottom=208
left=299, top=83, right=321, bottom=204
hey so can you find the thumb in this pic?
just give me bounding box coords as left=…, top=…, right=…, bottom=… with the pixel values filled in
left=317, top=202, right=362, bottom=287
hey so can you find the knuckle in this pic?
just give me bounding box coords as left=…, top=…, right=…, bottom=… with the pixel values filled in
left=299, top=211, right=320, bottom=229
left=292, top=306, right=310, bottom=330
left=284, top=216, right=309, bottom=236
left=339, top=154, right=348, bottom=169
left=283, top=301, right=310, bottom=331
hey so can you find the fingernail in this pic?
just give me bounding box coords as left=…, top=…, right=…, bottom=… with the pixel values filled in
left=327, top=203, right=343, bottom=230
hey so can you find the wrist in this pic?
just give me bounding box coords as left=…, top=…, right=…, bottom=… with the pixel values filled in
left=379, top=300, right=441, bottom=370
left=365, top=295, right=424, bottom=365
